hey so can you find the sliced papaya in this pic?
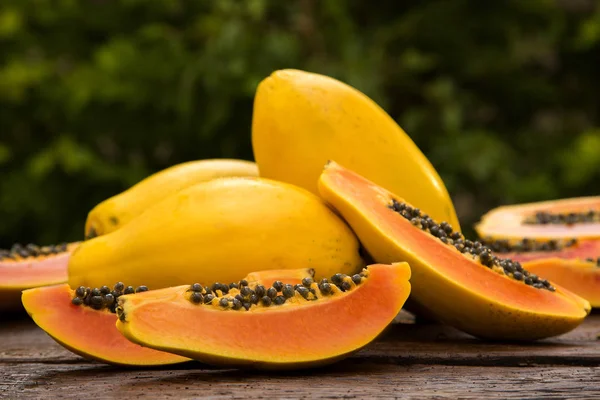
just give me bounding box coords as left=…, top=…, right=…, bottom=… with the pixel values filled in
left=521, top=258, right=600, bottom=308
left=318, top=161, right=590, bottom=340
left=476, top=197, right=600, bottom=241
left=481, top=237, right=600, bottom=263
left=21, top=283, right=189, bottom=366
left=251, top=69, right=461, bottom=231
left=116, top=263, right=411, bottom=369
left=1, top=242, right=80, bottom=311
left=21, top=268, right=311, bottom=366
left=85, top=159, right=258, bottom=238
left=69, top=177, right=364, bottom=290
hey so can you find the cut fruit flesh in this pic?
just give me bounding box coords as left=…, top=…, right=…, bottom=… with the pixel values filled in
left=318, top=161, right=590, bottom=341
left=523, top=258, right=600, bottom=308
left=21, top=284, right=190, bottom=366
left=1, top=242, right=80, bottom=311
left=485, top=239, right=600, bottom=263
left=116, top=263, right=411, bottom=369
left=476, top=197, right=600, bottom=241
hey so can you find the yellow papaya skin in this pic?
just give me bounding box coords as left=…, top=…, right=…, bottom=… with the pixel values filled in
left=69, top=177, right=364, bottom=290
left=252, top=69, right=460, bottom=231
left=85, top=159, right=259, bottom=238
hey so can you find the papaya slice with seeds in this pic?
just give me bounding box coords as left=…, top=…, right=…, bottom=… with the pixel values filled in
left=116, top=263, right=411, bottom=369
left=1, top=242, right=80, bottom=311
left=482, top=237, right=600, bottom=263
left=318, top=161, right=590, bottom=341
left=522, top=258, right=600, bottom=308
left=20, top=269, right=318, bottom=366
left=476, top=197, right=600, bottom=241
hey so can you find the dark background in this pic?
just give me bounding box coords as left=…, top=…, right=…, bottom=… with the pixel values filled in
left=1, top=0, right=599, bottom=247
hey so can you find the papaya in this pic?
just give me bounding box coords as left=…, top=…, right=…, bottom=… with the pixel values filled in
left=481, top=237, right=600, bottom=263
left=116, top=263, right=411, bottom=369
left=522, top=258, right=600, bottom=308
left=251, top=69, right=461, bottom=231
left=0, top=242, right=79, bottom=312
left=69, top=177, right=364, bottom=290
left=476, top=197, right=600, bottom=241
left=85, top=159, right=258, bottom=239
left=318, top=161, right=590, bottom=340
left=21, top=269, right=311, bottom=366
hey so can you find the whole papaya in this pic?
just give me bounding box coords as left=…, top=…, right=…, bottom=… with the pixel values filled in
left=252, top=69, right=460, bottom=230
left=69, top=177, right=364, bottom=289
left=85, top=159, right=258, bottom=238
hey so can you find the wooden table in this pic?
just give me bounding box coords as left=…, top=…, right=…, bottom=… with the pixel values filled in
left=1, top=311, right=600, bottom=399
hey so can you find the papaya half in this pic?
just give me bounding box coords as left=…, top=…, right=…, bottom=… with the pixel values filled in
left=116, top=263, right=411, bottom=370
left=251, top=69, right=460, bottom=231
left=318, top=161, right=590, bottom=340
left=85, top=159, right=258, bottom=239
left=22, top=268, right=312, bottom=366
left=476, top=197, right=600, bottom=241
left=0, top=242, right=79, bottom=312
left=69, top=177, right=364, bottom=290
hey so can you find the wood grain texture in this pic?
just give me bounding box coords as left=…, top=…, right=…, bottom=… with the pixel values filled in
left=1, top=313, right=600, bottom=398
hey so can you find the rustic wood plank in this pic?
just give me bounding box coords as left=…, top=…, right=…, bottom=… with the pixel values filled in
left=2, top=313, right=600, bottom=367
left=1, top=362, right=599, bottom=399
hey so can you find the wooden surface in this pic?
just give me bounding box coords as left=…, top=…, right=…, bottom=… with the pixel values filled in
left=1, top=311, right=600, bottom=399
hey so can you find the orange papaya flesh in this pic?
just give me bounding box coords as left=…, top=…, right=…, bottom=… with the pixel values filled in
left=482, top=238, right=600, bottom=263
left=0, top=242, right=80, bottom=311
left=19, top=268, right=315, bottom=366
left=476, top=197, right=600, bottom=241
left=318, top=161, right=590, bottom=340
left=116, top=263, right=411, bottom=369
left=522, top=258, right=600, bottom=308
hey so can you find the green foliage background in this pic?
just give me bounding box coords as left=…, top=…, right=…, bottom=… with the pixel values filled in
left=1, top=0, right=599, bottom=247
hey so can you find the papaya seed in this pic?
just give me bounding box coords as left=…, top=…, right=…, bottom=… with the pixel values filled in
left=254, top=285, right=266, bottom=298
left=272, top=281, right=284, bottom=292
left=135, top=286, right=148, bottom=293
left=114, top=282, right=125, bottom=292
left=189, top=283, right=201, bottom=292
left=75, top=286, right=87, bottom=297
left=229, top=282, right=239, bottom=290
left=352, top=274, right=362, bottom=285
left=319, top=282, right=332, bottom=295
left=296, top=286, right=310, bottom=299
left=71, top=297, right=83, bottom=306
left=242, top=302, right=251, bottom=311
left=240, top=286, right=253, bottom=297
left=266, top=287, right=277, bottom=299
left=250, top=294, right=259, bottom=304
left=232, top=298, right=242, bottom=310
left=331, top=273, right=344, bottom=285
left=90, top=295, right=103, bottom=305
left=239, top=279, right=249, bottom=287
left=234, top=294, right=244, bottom=302
left=219, top=298, right=229, bottom=308
left=282, top=284, right=295, bottom=298
left=104, top=293, right=115, bottom=306
left=273, top=296, right=286, bottom=305
left=91, top=288, right=101, bottom=297
left=203, top=294, right=215, bottom=304
left=124, top=286, right=135, bottom=295
left=340, top=281, right=352, bottom=291
left=301, top=277, right=313, bottom=288
left=261, top=296, right=272, bottom=306
left=513, top=271, right=523, bottom=281
left=100, top=286, right=111, bottom=295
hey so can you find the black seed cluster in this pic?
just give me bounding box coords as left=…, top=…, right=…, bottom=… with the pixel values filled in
left=482, top=237, right=578, bottom=254
left=0, top=243, right=68, bottom=261
left=523, top=210, right=599, bottom=225
left=71, top=282, right=149, bottom=313
left=187, top=270, right=369, bottom=310
left=389, top=199, right=555, bottom=291
left=585, top=258, right=600, bottom=267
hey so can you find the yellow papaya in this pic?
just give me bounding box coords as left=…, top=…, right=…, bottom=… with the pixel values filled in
left=85, top=159, right=258, bottom=238
left=252, top=69, right=460, bottom=231
left=69, top=177, right=364, bottom=290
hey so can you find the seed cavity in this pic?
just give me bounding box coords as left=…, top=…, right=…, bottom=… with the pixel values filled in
left=0, top=242, right=69, bottom=261
left=185, top=269, right=369, bottom=310
left=523, top=210, right=599, bottom=225
left=388, top=198, right=555, bottom=291
left=481, top=237, right=578, bottom=254
left=71, top=282, right=150, bottom=313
